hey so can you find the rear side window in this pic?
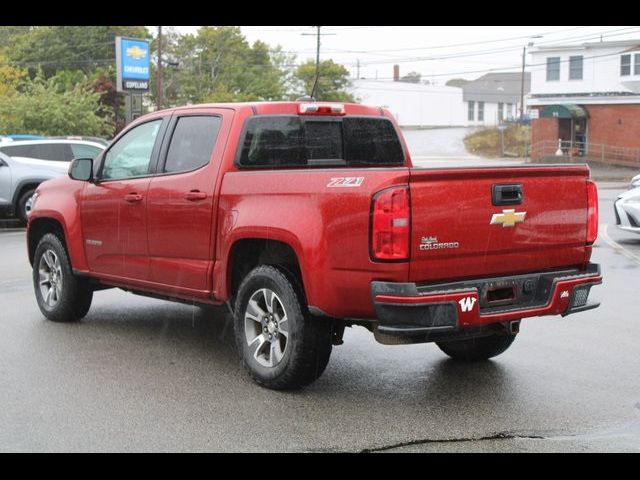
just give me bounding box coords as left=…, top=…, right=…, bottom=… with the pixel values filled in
left=237, top=116, right=404, bottom=168
left=35, top=143, right=74, bottom=161
left=164, top=116, right=222, bottom=173
left=0, top=143, right=74, bottom=161
left=238, top=116, right=305, bottom=167
left=343, top=118, right=404, bottom=166
left=0, top=145, right=37, bottom=158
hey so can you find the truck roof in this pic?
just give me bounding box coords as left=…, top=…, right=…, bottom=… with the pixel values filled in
left=158, top=101, right=387, bottom=117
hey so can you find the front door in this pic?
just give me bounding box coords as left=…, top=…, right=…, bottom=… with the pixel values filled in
left=146, top=110, right=230, bottom=293
left=80, top=118, right=165, bottom=280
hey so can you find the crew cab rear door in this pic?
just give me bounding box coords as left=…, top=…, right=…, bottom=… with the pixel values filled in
left=408, top=165, right=591, bottom=283
left=146, top=108, right=233, bottom=294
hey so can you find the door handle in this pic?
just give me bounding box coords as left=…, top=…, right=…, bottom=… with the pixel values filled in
left=184, top=190, right=207, bottom=201
left=124, top=193, right=143, bottom=203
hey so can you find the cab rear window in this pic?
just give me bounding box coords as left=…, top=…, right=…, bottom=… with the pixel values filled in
left=237, top=116, right=404, bottom=168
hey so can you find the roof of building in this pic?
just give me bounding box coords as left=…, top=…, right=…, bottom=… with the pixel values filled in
left=461, top=72, right=530, bottom=104
left=533, top=40, right=640, bottom=52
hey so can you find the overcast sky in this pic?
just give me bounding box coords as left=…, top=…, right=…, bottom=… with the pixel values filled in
left=169, top=26, right=640, bottom=84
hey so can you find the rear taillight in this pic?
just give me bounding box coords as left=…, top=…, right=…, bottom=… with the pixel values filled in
left=371, top=186, right=410, bottom=261
left=587, top=180, right=599, bottom=245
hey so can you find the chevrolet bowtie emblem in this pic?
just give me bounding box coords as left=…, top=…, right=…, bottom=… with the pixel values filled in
left=126, top=46, right=147, bottom=60
left=490, top=209, right=526, bottom=227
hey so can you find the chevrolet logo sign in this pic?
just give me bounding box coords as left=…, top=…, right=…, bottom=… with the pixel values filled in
left=126, top=46, right=147, bottom=60
left=490, top=209, right=526, bottom=227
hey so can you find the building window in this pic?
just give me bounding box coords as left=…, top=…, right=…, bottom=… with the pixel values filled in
left=498, top=102, right=504, bottom=122
left=546, top=57, right=560, bottom=81
left=569, top=55, right=583, bottom=80
left=468, top=101, right=475, bottom=121
left=635, top=54, right=640, bottom=75
left=507, top=103, right=513, bottom=119
left=621, top=54, right=631, bottom=76
left=478, top=102, right=484, bottom=121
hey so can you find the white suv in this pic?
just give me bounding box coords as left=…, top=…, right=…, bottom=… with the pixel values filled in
left=0, top=140, right=106, bottom=224
left=0, top=139, right=105, bottom=171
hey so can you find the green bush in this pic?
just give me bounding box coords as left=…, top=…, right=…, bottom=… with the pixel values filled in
left=0, top=76, right=114, bottom=137
left=464, top=124, right=530, bottom=157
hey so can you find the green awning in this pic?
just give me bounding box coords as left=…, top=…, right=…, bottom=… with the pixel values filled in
left=540, top=104, right=588, bottom=119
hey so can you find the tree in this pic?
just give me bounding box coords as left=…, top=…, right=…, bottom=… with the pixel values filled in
left=7, top=26, right=150, bottom=77
left=0, top=75, right=114, bottom=137
left=446, top=78, right=470, bottom=88
left=154, top=26, right=287, bottom=106
left=0, top=26, right=31, bottom=51
left=400, top=72, right=422, bottom=84
left=294, top=59, right=354, bottom=102
left=0, top=53, right=26, bottom=97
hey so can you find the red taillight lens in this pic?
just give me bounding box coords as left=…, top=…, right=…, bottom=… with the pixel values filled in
left=587, top=180, right=599, bottom=245
left=371, top=186, right=410, bottom=261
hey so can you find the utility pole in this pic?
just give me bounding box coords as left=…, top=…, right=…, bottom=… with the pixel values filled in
left=157, top=26, right=163, bottom=111
left=356, top=59, right=360, bottom=79
left=520, top=36, right=542, bottom=121
left=315, top=26, right=321, bottom=83
left=301, top=26, right=335, bottom=99
left=520, top=45, right=526, bottom=120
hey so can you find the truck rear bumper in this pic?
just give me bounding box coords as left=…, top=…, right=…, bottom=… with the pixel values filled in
left=371, top=263, right=602, bottom=336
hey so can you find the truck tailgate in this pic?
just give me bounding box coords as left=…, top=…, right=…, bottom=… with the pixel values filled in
left=408, top=165, right=591, bottom=283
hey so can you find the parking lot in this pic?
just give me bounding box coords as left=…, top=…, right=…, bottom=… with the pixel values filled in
left=0, top=180, right=638, bottom=452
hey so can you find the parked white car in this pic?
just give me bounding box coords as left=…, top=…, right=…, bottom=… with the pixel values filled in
left=0, top=139, right=106, bottom=223
left=629, top=173, right=640, bottom=190
left=615, top=187, right=640, bottom=234
left=0, top=139, right=105, bottom=171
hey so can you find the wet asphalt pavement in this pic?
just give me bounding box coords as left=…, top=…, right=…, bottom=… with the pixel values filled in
left=0, top=184, right=638, bottom=452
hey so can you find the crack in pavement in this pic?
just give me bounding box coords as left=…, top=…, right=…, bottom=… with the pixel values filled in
left=361, top=406, right=640, bottom=453
left=360, top=432, right=546, bottom=453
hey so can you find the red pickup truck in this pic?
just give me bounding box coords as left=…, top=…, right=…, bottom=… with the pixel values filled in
left=27, top=101, right=602, bottom=390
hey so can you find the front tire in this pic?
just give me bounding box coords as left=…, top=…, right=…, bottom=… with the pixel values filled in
left=33, top=233, right=93, bottom=322
left=234, top=265, right=333, bottom=390
left=17, top=188, right=35, bottom=224
left=436, top=333, right=516, bottom=361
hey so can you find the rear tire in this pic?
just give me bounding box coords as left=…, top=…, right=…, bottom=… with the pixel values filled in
left=17, top=188, right=35, bottom=224
left=33, top=233, right=93, bottom=322
left=436, top=333, right=516, bottom=361
left=234, top=265, right=333, bottom=390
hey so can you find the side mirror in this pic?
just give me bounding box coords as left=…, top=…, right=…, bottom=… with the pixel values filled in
left=0, top=158, right=7, bottom=167
left=69, top=158, right=93, bottom=182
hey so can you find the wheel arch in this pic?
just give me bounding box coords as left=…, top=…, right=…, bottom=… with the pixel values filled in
left=12, top=180, right=43, bottom=216
left=28, top=217, right=67, bottom=266
left=227, top=238, right=306, bottom=304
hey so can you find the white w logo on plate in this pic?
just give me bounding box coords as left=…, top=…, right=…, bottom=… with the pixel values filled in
left=458, top=296, right=477, bottom=312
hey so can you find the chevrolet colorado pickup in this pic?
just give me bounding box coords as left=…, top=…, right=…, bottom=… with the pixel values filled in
left=27, top=101, right=602, bottom=390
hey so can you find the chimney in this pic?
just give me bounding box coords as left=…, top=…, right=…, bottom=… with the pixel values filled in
left=393, top=64, right=400, bottom=82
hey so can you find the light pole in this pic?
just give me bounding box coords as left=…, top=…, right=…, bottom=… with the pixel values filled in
left=520, top=35, right=543, bottom=120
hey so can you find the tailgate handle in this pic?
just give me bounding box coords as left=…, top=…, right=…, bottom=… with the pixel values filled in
left=492, top=184, right=523, bottom=206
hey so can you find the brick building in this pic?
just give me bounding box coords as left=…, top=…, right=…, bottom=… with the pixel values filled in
left=528, top=40, right=640, bottom=166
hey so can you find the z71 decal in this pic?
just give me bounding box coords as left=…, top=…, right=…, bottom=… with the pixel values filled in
left=327, top=177, right=365, bottom=188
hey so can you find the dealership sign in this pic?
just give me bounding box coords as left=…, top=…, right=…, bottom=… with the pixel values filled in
left=116, top=37, right=150, bottom=92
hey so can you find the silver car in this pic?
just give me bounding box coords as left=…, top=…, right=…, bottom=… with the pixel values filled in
left=615, top=176, right=640, bottom=233
left=0, top=152, right=68, bottom=224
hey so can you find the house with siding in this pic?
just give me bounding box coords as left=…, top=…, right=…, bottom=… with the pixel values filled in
left=462, top=72, right=530, bottom=127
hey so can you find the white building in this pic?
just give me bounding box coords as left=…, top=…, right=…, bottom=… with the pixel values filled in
left=528, top=40, right=640, bottom=100
left=350, top=79, right=466, bottom=128
left=461, top=72, right=530, bottom=127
